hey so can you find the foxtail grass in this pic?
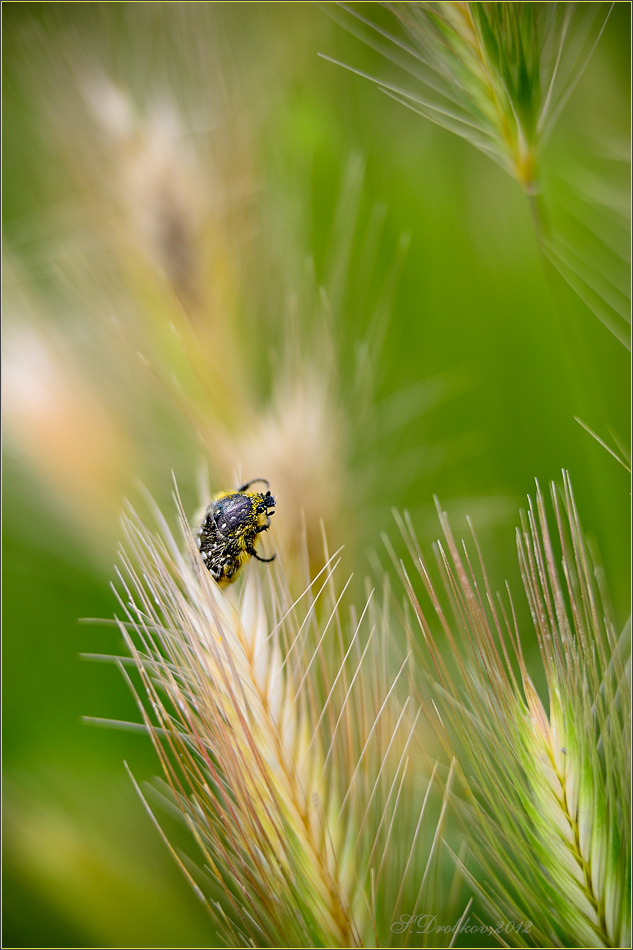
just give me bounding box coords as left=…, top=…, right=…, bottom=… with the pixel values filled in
left=327, top=2, right=611, bottom=191
left=109, top=483, right=454, bottom=948
left=395, top=471, right=631, bottom=948
left=110, top=470, right=630, bottom=948
left=329, top=2, right=630, bottom=351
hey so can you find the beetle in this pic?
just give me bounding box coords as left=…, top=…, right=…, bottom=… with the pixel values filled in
left=196, top=478, right=276, bottom=585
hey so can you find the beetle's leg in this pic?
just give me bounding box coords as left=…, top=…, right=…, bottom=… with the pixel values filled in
left=239, top=477, right=270, bottom=492
left=247, top=542, right=276, bottom=563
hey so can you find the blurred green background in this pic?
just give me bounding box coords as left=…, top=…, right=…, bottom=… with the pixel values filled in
left=3, top=2, right=630, bottom=947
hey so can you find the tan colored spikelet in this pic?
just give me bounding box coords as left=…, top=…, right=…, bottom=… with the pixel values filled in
left=110, top=485, right=440, bottom=947
left=3, top=267, right=131, bottom=544
left=398, top=472, right=631, bottom=948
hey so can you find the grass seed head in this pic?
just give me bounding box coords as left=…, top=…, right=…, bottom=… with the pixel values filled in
left=400, top=473, right=631, bottom=948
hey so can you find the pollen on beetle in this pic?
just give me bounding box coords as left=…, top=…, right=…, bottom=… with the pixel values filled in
left=195, top=479, right=276, bottom=586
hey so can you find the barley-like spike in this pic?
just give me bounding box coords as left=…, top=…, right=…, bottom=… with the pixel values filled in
left=399, top=472, right=630, bottom=949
